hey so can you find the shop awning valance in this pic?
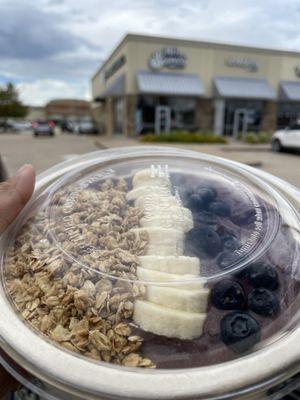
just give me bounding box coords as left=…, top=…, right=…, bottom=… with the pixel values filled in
left=137, top=71, right=204, bottom=96
left=102, top=74, right=125, bottom=98
left=213, top=76, right=276, bottom=99
left=279, top=81, right=300, bottom=101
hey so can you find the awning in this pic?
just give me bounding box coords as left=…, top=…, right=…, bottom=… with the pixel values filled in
left=137, top=71, right=204, bottom=96
left=103, top=74, right=125, bottom=97
left=214, top=76, right=275, bottom=99
left=279, top=81, right=300, bottom=101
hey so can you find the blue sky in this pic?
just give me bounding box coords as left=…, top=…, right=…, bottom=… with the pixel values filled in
left=1, top=0, right=300, bottom=105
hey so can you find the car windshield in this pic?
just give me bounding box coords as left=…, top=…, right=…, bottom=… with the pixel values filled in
left=289, top=124, right=300, bottom=130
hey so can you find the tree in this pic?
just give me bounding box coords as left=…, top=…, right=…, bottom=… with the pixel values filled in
left=0, top=82, right=28, bottom=130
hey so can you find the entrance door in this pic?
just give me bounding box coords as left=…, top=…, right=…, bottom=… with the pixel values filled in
left=155, top=106, right=171, bottom=135
left=233, top=108, right=248, bottom=138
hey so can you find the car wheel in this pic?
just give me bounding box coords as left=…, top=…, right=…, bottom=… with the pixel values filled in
left=272, top=139, right=282, bottom=152
left=34, top=132, right=38, bottom=137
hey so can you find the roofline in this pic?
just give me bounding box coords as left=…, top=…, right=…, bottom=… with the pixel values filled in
left=46, top=98, right=90, bottom=104
left=92, top=32, right=300, bottom=81
left=92, top=34, right=129, bottom=81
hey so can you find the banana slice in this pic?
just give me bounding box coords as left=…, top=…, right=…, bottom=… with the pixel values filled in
left=140, top=206, right=193, bottom=232
left=126, top=186, right=171, bottom=202
left=133, top=300, right=206, bottom=340
left=146, top=285, right=210, bottom=312
left=133, top=168, right=170, bottom=189
left=139, top=255, right=200, bottom=275
left=132, top=227, right=184, bottom=256
left=135, top=194, right=179, bottom=209
left=136, top=267, right=203, bottom=290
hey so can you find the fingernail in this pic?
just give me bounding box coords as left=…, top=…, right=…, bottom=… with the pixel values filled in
left=16, top=164, right=33, bottom=178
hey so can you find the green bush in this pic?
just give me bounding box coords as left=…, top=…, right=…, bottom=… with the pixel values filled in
left=140, top=130, right=227, bottom=144
left=257, top=132, right=271, bottom=143
left=243, top=132, right=271, bottom=144
left=244, top=132, right=258, bottom=144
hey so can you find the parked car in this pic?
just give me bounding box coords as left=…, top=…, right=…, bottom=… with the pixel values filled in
left=61, top=120, right=74, bottom=133
left=9, top=120, right=32, bottom=131
left=271, top=123, right=300, bottom=152
left=0, top=120, right=32, bottom=132
left=72, top=121, right=98, bottom=135
left=32, top=120, right=55, bottom=136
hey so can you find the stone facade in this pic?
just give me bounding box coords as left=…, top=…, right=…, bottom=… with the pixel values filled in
left=105, top=98, right=114, bottom=136
left=261, top=101, right=277, bottom=133
left=196, top=99, right=214, bottom=132
left=123, top=95, right=137, bottom=136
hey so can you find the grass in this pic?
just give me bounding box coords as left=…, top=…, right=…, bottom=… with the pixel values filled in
left=140, top=130, right=228, bottom=144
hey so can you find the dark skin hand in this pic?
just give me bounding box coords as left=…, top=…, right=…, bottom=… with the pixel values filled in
left=0, top=165, right=35, bottom=398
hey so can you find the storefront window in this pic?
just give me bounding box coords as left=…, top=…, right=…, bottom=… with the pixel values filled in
left=137, top=96, right=196, bottom=134
left=113, top=98, right=124, bottom=134
left=277, top=102, right=300, bottom=129
left=224, top=100, right=263, bottom=136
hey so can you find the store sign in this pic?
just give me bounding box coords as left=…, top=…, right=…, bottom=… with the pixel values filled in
left=149, top=47, right=186, bottom=71
left=295, top=64, right=300, bottom=78
left=225, top=57, right=258, bottom=72
left=104, top=55, right=126, bottom=81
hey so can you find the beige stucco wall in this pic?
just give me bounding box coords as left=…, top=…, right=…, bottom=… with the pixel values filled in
left=92, top=42, right=130, bottom=99
left=92, top=35, right=300, bottom=99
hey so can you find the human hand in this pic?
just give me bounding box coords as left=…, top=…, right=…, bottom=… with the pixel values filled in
left=0, top=164, right=35, bottom=398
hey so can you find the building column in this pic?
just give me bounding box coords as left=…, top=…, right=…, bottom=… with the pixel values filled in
left=261, top=101, right=277, bottom=133
left=196, top=98, right=214, bottom=132
left=123, top=95, right=137, bottom=136
left=213, top=99, right=225, bottom=136
left=106, top=97, right=114, bottom=136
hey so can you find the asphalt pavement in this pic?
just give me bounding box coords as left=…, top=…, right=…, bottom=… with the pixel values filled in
left=0, top=130, right=299, bottom=187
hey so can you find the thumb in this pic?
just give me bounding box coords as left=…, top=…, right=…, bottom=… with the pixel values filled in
left=0, top=164, right=35, bottom=234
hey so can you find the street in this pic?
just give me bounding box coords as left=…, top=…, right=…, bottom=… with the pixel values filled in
left=0, top=131, right=98, bottom=175
left=0, top=131, right=299, bottom=188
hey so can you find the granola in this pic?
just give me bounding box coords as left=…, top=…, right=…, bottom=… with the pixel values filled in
left=4, top=178, right=155, bottom=368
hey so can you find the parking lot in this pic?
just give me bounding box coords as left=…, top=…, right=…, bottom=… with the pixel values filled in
left=0, top=131, right=299, bottom=187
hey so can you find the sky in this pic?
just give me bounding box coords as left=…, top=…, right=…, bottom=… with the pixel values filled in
left=1, top=0, right=300, bottom=106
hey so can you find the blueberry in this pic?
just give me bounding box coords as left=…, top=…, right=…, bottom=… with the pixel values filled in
left=247, top=263, right=279, bottom=290
left=222, top=235, right=240, bottom=251
left=209, top=201, right=231, bottom=217
left=187, top=187, right=217, bottom=211
left=180, top=187, right=194, bottom=207
left=220, top=312, right=261, bottom=353
left=194, top=211, right=218, bottom=226
left=217, top=251, right=239, bottom=270
left=248, top=288, right=280, bottom=317
left=188, top=193, right=205, bottom=211
left=211, top=280, right=246, bottom=310
left=187, top=227, right=222, bottom=256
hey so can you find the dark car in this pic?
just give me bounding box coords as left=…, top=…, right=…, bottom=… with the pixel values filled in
left=32, top=120, right=55, bottom=136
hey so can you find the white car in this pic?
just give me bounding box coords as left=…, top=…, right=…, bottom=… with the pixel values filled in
left=271, top=124, right=300, bottom=152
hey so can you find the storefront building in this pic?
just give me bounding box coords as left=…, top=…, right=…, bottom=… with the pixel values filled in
left=91, top=34, right=300, bottom=136
left=45, top=99, right=92, bottom=124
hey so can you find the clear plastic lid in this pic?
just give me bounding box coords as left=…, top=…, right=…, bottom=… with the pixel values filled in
left=0, top=147, right=300, bottom=398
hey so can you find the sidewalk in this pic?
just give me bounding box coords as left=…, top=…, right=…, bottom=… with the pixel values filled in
left=94, top=135, right=300, bottom=187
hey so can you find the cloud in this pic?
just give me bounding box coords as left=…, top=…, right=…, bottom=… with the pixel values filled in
left=1, top=0, right=300, bottom=105
left=0, top=2, right=98, bottom=60
left=16, top=79, right=90, bottom=106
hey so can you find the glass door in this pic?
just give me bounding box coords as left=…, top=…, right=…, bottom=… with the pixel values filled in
left=233, top=108, right=248, bottom=138
left=155, top=106, right=171, bottom=135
